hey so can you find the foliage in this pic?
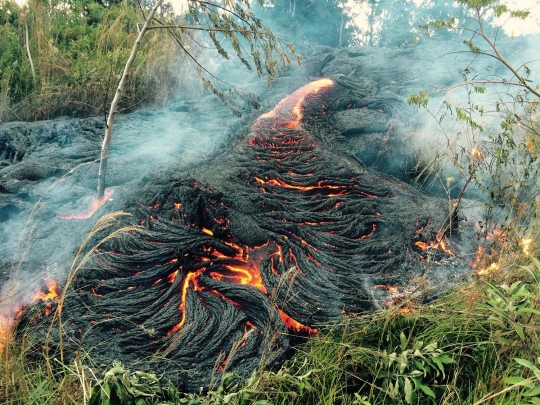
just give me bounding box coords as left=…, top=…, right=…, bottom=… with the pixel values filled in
left=407, top=0, right=540, bottom=246
left=3, top=256, right=540, bottom=404
left=89, top=361, right=165, bottom=405
left=0, top=0, right=183, bottom=122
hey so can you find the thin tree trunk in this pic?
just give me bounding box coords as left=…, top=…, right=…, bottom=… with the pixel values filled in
left=97, top=0, right=164, bottom=198
left=25, top=22, right=36, bottom=89
left=338, top=4, right=344, bottom=48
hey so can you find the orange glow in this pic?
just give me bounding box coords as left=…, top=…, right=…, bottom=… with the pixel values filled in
left=255, top=79, right=334, bottom=129
left=174, top=203, right=182, bottom=209
left=471, top=147, right=483, bottom=162
left=469, top=246, right=485, bottom=269
left=477, top=262, right=500, bottom=276
left=169, top=270, right=204, bottom=334
left=255, top=176, right=347, bottom=194
left=58, top=189, right=114, bottom=220
left=414, top=231, right=454, bottom=256
left=31, top=279, right=60, bottom=303
left=278, top=309, right=317, bottom=335
left=167, top=270, right=179, bottom=283
left=521, top=238, right=534, bottom=256
left=201, top=228, right=214, bottom=236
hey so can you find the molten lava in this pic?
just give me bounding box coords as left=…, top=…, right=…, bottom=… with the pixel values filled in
left=255, top=79, right=334, bottom=129
left=58, top=189, right=114, bottom=220
left=22, top=78, right=464, bottom=391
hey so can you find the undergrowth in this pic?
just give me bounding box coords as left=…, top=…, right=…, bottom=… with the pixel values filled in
left=0, top=0, right=186, bottom=122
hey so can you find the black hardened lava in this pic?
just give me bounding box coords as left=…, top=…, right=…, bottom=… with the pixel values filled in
left=19, top=79, right=460, bottom=391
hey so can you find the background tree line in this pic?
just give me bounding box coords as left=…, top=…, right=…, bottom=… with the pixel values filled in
left=0, top=0, right=183, bottom=122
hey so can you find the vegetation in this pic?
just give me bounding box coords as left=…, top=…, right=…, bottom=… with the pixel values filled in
left=0, top=0, right=186, bottom=122
left=1, top=0, right=540, bottom=404
left=1, top=252, right=539, bottom=404
left=407, top=0, right=539, bottom=242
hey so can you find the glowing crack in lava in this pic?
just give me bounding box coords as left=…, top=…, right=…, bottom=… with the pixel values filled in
left=57, top=189, right=114, bottom=220
left=22, top=79, right=460, bottom=391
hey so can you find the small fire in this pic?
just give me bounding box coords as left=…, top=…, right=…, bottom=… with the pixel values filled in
left=32, top=279, right=60, bottom=303
left=471, top=147, right=483, bottom=162
left=469, top=246, right=485, bottom=269
left=477, top=262, right=500, bottom=276
left=58, top=189, right=114, bottom=220
left=0, top=278, right=60, bottom=352
left=414, top=231, right=454, bottom=256
left=521, top=238, right=534, bottom=256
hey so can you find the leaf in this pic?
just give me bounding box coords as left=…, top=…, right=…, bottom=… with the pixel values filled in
left=515, top=324, right=525, bottom=340
left=504, top=376, right=531, bottom=385
left=516, top=358, right=538, bottom=370
left=412, top=378, right=435, bottom=398
left=404, top=377, right=413, bottom=404
left=400, top=331, right=408, bottom=352
left=523, top=384, right=540, bottom=397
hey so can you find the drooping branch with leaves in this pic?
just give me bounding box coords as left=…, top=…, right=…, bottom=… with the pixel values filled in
left=97, top=0, right=299, bottom=198
left=407, top=0, right=539, bottom=238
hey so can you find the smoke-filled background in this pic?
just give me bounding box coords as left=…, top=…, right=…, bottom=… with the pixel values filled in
left=1, top=0, right=539, bottom=331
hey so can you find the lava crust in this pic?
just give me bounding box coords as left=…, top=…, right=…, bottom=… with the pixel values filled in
left=19, top=79, right=466, bottom=391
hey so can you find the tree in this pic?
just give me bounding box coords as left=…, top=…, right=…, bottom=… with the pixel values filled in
left=96, top=0, right=299, bottom=198
left=408, top=0, right=539, bottom=240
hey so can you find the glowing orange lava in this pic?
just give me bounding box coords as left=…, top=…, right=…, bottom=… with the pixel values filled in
left=58, top=189, right=114, bottom=220
left=414, top=230, right=454, bottom=256
left=254, top=79, right=334, bottom=129
left=278, top=309, right=317, bottom=335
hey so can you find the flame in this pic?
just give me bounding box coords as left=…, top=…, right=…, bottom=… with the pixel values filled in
left=414, top=230, right=454, bottom=256
left=471, top=147, right=483, bottom=162
left=477, top=262, right=500, bottom=276
left=0, top=279, right=60, bottom=352
left=31, top=279, right=60, bottom=303
left=469, top=246, right=485, bottom=269
left=58, top=189, right=114, bottom=220
left=521, top=238, right=534, bottom=256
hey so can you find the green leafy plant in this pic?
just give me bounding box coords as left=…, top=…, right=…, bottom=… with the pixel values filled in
left=504, top=358, right=540, bottom=404
left=482, top=257, right=540, bottom=347
left=375, top=331, right=453, bottom=403
left=89, top=361, right=166, bottom=405
left=407, top=0, right=540, bottom=239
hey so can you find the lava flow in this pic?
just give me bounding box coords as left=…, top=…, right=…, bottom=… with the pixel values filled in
left=21, top=78, right=461, bottom=392
left=57, top=189, right=114, bottom=220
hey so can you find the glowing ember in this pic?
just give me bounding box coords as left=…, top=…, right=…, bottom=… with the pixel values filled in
left=58, top=189, right=114, bottom=220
